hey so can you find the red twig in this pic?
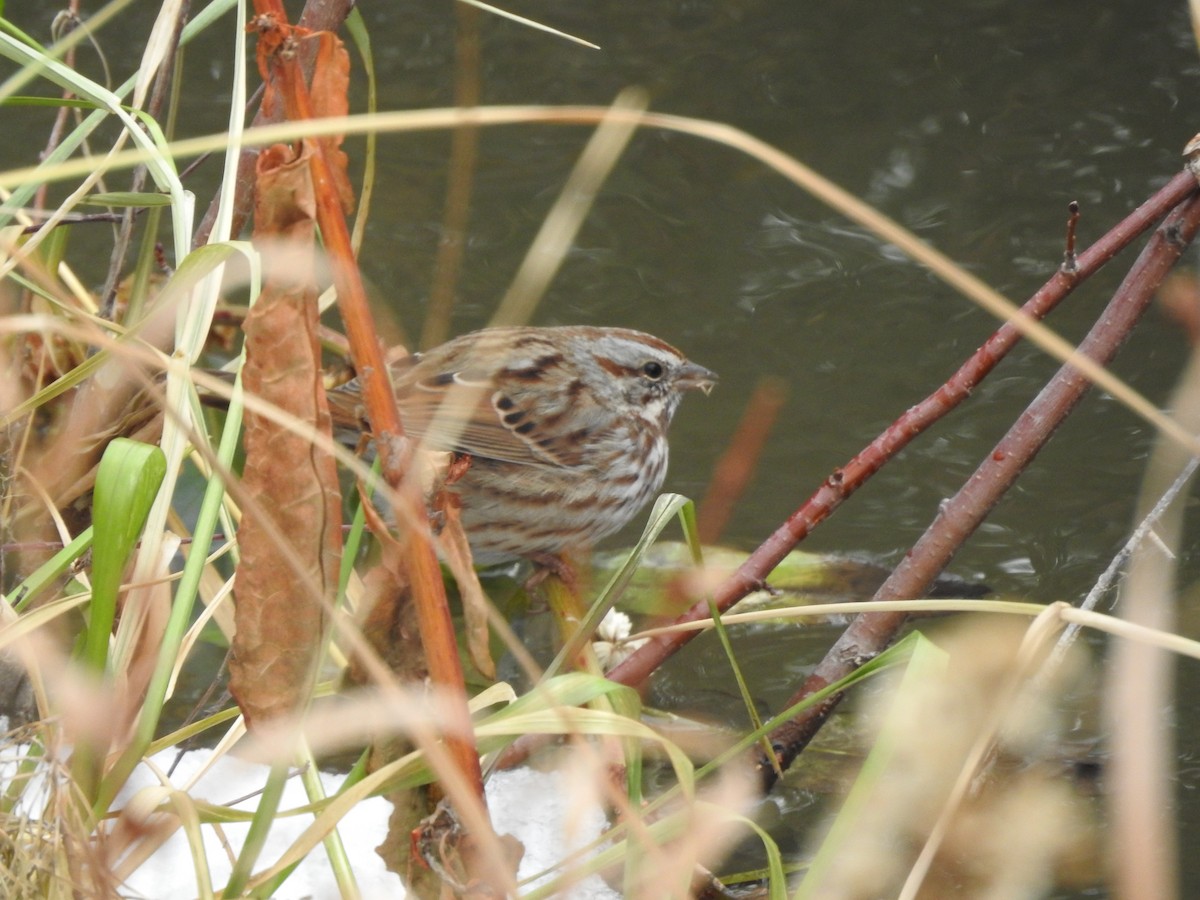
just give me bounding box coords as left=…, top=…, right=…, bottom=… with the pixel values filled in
left=1062, top=199, right=1081, bottom=273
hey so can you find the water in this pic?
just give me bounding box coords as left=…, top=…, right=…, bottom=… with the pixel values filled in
left=5, top=0, right=1200, bottom=893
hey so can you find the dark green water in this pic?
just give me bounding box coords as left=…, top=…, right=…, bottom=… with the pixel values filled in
left=5, top=0, right=1200, bottom=894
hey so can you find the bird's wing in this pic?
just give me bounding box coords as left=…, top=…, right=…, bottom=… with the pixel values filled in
left=396, top=368, right=576, bottom=468
left=326, top=344, right=609, bottom=469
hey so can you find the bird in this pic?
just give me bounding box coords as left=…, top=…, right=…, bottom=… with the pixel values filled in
left=324, top=325, right=716, bottom=565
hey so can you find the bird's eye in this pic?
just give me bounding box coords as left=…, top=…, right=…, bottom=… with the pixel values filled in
left=641, top=361, right=665, bottom=380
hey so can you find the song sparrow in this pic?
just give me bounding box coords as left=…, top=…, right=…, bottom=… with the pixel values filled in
left=326, top=326, right=716, bottom=564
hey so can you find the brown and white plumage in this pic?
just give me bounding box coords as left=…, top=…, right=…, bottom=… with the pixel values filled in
left=326, top=326, right=716, bottom=564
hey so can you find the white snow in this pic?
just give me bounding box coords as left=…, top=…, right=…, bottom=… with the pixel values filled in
left=116, top=750, right=620, bottom=899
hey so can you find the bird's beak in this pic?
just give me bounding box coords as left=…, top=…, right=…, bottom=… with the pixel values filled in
left=678, top=362, right=718, bottom=395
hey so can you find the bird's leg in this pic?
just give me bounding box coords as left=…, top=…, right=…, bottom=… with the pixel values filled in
left=524, top=552, right=578, bottom=593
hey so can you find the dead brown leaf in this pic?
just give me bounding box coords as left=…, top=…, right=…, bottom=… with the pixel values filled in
left=308, top=31, right=355, bottom=216
left=227, top=138, right=343, bottom=727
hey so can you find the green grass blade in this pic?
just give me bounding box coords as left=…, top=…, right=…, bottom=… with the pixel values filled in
left=7, top=526, right=93, bottom=613
left=343, top=8, right=378, bottom=251
left=0, top=96, right=99, bottom=109
left=78, top=191, right=174, bottom=207
left=85, top=437, right=166, bottom=674
left=71, top=437, right=164, bottom=806
left=222, top=760, right=290, bottom=897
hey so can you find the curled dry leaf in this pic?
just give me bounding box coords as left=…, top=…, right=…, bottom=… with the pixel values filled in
left=227, top=137, right=343, bottom=728
left=308, top=31, right=355, bottom=215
